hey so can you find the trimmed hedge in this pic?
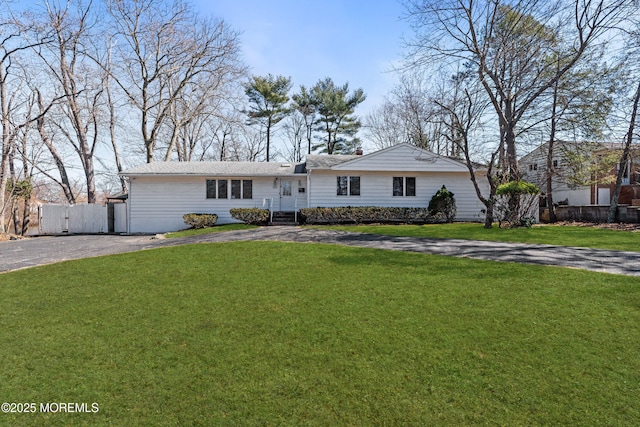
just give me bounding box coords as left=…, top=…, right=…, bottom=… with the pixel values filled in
left=183, top=213, right=218, bottom=229
left=299, top=206, right=446, bottom=225
left=230, top=208, right=270, bottom=225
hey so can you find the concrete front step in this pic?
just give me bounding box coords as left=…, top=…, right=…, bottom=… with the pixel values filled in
left=269, top=211, right=298, bottom=226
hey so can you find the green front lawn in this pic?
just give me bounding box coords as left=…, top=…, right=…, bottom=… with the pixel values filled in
left=315, top=223, right=640, bottom=252
left=1, top=241, right=639, bottom=425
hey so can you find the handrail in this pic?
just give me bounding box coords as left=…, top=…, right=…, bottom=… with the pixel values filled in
left=294, top=197, right=309, bottom=223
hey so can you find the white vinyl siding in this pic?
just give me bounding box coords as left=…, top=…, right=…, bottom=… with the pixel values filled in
left=308, top=170, right=488, bottom=221
left=331, top=143, right=469, bottom=173
left=129, top=176, right=276, bottom=233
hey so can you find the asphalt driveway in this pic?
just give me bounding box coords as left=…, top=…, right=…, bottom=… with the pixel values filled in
left=0, top=234, right=167, bottom=272
left=1, top=227, right=640, bottom=276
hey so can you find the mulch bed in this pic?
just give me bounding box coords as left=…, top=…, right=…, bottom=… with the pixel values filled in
left=543, top=221, right=640, bottom=232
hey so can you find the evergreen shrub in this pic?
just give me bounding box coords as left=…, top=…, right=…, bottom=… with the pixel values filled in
left=230, top=208, right=270, bottom=225
left=183, top=213, right=218, bottom=229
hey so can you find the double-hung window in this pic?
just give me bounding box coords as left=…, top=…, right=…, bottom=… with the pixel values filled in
left=337, top=176, right=360, bottom=196
left=393, top=177, right=416, bottom=197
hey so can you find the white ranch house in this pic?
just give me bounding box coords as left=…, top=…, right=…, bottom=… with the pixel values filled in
left=121, top=143, right=489, bottom=233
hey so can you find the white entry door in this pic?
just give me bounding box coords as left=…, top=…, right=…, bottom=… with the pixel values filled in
left=280, top=180, right=295, bottom=211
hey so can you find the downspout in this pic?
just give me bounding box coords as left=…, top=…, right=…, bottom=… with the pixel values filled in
left=307, top=170, right=311, bottom=209
left=124, top=176, right=131, bottom=234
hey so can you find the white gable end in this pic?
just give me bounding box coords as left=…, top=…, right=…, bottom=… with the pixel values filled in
left=330, top=143, right=468, bottom=172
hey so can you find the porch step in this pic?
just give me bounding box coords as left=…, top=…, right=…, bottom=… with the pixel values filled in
left=270, top=211, right=297, bottom=225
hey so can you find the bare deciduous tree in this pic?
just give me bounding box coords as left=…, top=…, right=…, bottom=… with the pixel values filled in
left=282, top=111, right=306, bottom=162
left=104, top=37, right=127, bottom=193
left=107, top=0, right=245, bottom=163
left=405, top=0, right=634, bottom=181
left=0, top=8, right=51, bottom=233
left=291, top=85, right=316, bottom=155
left=35, top=0, right=102, bottom=203
left=434, top=76, right=499, bottom=227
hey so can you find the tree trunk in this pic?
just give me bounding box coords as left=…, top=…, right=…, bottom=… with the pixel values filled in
left=36, top=105, right=76, bottom=204
left=608, top=81, right=640, bottom=223
left=146, top=140, right=154, bottom=163
left=546, top=77, right=560, bottom=223
left=106, top=57, right=128, bottom=193
left=21, top=197, right=30, bottom=236
left=266, top=117, right=272, bottom=162
left=0, top=66, right=10, bottom=234
left=83, top=153, right=97, bottom=204
left=53, top=18, right=98, bottom=204
left=483, top=199, right=495, bottom=228
left=12, top=204, right=19, bottom=235
left=0, top=146, right=9, bottom=234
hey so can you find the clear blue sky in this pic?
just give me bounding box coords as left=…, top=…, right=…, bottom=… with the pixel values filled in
left=195, top=0, right=409, bottom=115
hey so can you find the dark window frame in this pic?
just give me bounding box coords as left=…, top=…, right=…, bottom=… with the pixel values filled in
left=206, top=179, right=217, bottom=199
left=337, top=176, right=348, bottom=196
left=349, top=176, right=360, bottom=196
left=243, top=180, right=253, bottom=199
left=393, top=177, right=404, bottom=196
left=206, top=178, right=253, bottom=200
left=337, top=176, right=360, bottom=196
left=393, top=177, right=416, bottom=197
left=406, top=177, right=416, bottom=197
left=217, top=179, right=228, bottom=199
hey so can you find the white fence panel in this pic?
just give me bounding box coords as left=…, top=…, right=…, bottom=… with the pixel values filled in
left=39, top=203, right=112, bottom=234
left=68, top=204, right=108, bottom=233
left=39, top=204, right=68, bottom=234
left=113, top=203, right=127, bottom=233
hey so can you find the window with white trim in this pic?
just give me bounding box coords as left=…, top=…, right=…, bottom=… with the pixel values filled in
left=393, top=177, right=416, bottom=197
left=337, top=176, right=360, bottom=196
left=206, top=179, right=252, bottom=199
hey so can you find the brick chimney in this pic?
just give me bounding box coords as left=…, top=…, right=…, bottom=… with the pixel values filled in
left=355, top=147, right=363, bottom=155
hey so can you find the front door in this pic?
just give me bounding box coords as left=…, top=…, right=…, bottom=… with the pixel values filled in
left=280, top=180, right=295, bottom=211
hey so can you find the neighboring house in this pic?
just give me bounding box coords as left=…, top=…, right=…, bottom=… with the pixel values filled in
left=520, top=141, right=640, bottom=206
left=591, top=143, right=640, bottom=205
left=121, top=143, right=489, bottom=233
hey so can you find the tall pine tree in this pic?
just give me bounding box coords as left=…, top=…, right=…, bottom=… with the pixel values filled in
left=310, top=77, right=366, bottom=154
left=244, top=74, right=292, bottom=161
